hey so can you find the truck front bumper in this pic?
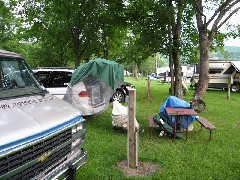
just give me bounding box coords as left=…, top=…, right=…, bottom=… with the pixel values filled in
left=39, top=148, right=87, bottom=180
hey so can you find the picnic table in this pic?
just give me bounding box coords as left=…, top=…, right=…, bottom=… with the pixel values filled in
left=165, top=107, right=198, bottom=140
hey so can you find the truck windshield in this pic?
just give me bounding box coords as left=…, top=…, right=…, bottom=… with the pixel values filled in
left=0, top=57, right=46, bottom=99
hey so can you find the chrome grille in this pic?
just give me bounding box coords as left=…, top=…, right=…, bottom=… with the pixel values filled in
left=0, top=128, right=72, bottom=179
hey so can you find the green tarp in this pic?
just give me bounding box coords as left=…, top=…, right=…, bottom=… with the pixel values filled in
left=70, top=58, right=124, bottom=89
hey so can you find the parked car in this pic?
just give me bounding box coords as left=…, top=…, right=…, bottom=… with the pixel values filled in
left=32, top=67, right=75, bottom=99
left=148, top=73, right=159, bottom=81
left=111, top=82, right=135, bottom=102
left=0, top=50, right=87, bottom=179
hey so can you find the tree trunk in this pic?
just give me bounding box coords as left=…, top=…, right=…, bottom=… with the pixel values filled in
left=172, top=0, right=184, bottom=99
left=172, top=22, right=182, bottom=98
left=74, top=48, right=81, bottom=68
left=169, top=45, right=174, bottom=96
left=172, top=45, right=183, bottom=99
left=135, top=63, right=138, bottom=80
left=194, top=0, right=211, bottom=100
left=103, top=48, right=108, bottom=59
left=167, top=0, right=174, bottom=95
left=70, top=27, right=82, bottom=67
left=194, top=31, right=210, bottom=100
left=133, top=62, right=138, bottom=80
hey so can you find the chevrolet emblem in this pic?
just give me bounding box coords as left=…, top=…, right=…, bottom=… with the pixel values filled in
left=38, top=152, right=51, bottom=162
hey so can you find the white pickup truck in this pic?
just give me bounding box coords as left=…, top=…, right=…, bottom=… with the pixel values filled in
left=0, top=50, right=87, bottom=179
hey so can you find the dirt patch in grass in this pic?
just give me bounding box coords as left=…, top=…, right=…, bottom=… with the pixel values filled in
left=116, top=160, right=160, bottom=177
left=236, top=123, right=240, bottom=127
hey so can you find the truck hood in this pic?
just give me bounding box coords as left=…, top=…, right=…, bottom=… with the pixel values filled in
left=0, top=94, right=83, bottom=151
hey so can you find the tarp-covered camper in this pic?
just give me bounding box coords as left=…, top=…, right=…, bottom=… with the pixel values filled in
left=64, top=58, right=124, bottom=116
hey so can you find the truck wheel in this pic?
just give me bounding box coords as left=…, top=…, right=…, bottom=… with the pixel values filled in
left=230, top=84, right=240, bottom=92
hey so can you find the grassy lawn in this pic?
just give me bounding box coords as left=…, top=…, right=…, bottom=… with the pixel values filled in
left=77, top=77, right=240, bottom=179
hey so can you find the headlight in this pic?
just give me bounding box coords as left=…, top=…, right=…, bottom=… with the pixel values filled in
left=71, top=121, right=86, bottom=149
left=77, top=124, right=83, bottom=131
left=72, top=123, right=84, bottom=134
left=72, top=126, right=77, bottom=134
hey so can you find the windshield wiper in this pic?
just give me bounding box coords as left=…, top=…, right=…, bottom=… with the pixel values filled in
left=30, top=89, right=48, bottom=97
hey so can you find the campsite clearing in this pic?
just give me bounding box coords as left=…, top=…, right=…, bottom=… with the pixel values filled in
left=77, top=77, right=240, bottom=179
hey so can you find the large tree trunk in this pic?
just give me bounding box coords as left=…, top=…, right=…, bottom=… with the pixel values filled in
left=133, top=62, right=138, bottom=80
left=70, top=28, right=81, bottom=67
left=194, top=30, right=210, bottom=100
left=167, top=0, right=174, bottom=95
left=169, top=41, right=174, bottom=96
left=172, top=0, right=184, bottom=99
left=74, top=48, right=81, bottom=68
left=173, top=51, right=183, bottom=98
left=194, top=0, right=211, bottom=100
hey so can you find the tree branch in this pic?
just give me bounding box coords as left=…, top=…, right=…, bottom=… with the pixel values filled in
left=208, top=0, right=240, bottom=42
left=218, top=6, right=240, bottom=29
left=207, top=0, right=239, bottom=27
left=206, top=0, right=232, bottom=26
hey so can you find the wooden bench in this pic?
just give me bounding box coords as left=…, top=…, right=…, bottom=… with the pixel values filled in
left=149, top=115, right=160, bottom=139
left=196, top=117, right=216, bottom=140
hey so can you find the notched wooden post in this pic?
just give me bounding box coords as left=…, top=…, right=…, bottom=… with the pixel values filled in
left=127, top=88, right=138, bottom=169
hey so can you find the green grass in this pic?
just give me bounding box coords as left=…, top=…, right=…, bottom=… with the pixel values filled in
left=77, top=77, right=240, bottom=179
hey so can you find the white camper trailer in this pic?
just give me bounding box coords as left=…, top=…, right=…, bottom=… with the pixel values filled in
left=191, top=58, right=240, bottom=91
left=157, top=65, right=195, bottom=83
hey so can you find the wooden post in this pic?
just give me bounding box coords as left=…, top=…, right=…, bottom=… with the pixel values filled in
left=147, top=75, right=150, bottom=99
left=127, top=89, right=138, bottom=169
left=227, top=76, right=231, bottom=99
